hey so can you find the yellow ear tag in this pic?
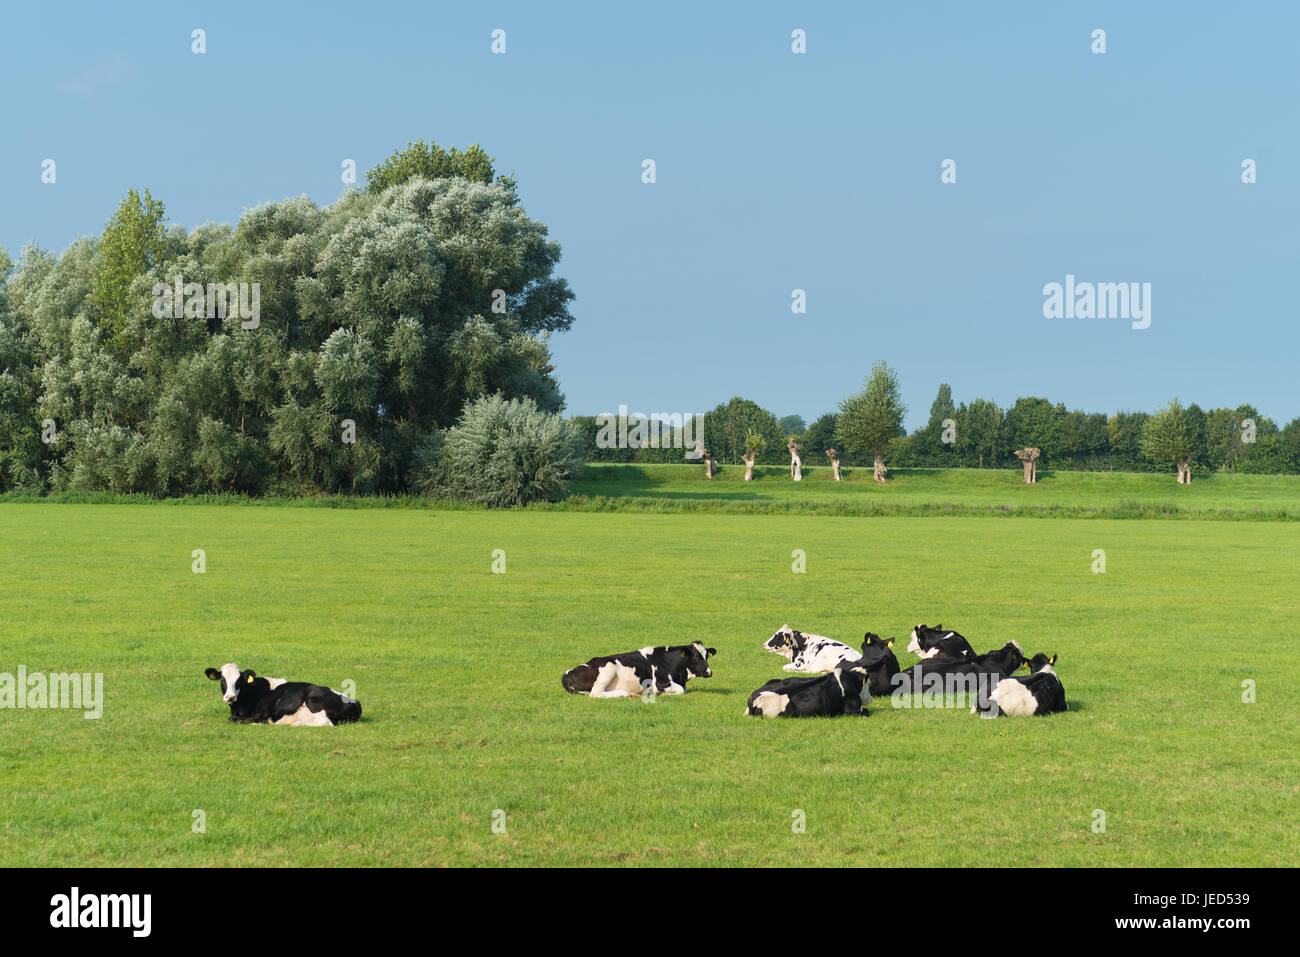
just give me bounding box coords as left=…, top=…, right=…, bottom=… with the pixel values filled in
left=246, top=675, right=254, bottom=683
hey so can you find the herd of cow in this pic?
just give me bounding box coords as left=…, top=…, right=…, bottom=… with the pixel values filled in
left=560, top=623, right=1069, bottom=719
left=199, top=623, right=1066, bottom=726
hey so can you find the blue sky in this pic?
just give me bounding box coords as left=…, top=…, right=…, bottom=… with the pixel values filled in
left=3, top=1, right=1297, bottom=429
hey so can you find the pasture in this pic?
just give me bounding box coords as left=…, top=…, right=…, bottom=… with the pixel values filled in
left=0, top=499, right=1297, bottom=866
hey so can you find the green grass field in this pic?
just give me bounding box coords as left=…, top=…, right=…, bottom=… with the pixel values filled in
left=566, top=463, right=1300, bottom=519
left=2, top=476, right=1297, bottom=867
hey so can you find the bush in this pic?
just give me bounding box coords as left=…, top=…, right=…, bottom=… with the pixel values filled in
left=424, top=394, right=586, bottom=506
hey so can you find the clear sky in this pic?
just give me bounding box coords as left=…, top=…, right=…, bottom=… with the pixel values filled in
left=3, top=1, right=1296, bottom=429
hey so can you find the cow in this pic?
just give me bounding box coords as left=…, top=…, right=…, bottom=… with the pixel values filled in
left=204, top=663, right=361, bottom=726
left=859, top=632, right=901, bottom=697
left=762, top=624, right=860, bottom=673
left=561, top=642, right=715, bottom=698
left=907, top=623, right=976, bottom=661
left=983, top=653, right=1068, bottom=717
left=745, top=659, right=871, bottom=718
left=889, top=641, right=1027, bottom=710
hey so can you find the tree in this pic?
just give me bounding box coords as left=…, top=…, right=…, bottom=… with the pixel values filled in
left=1005, top=397, right=1064, bottom=467
left=959, top=398, right=1003, bottom=468
left=701, top=397, right=785, bottom=464
left=366, top=140, right=516, bottom=197
left=800, top=413, right=839, bottom=460
left=778, top=414, right=806, bottom=436
left=1141, top=398, right=1196, bottom=484
left=88, top=188, right=166, bottom=358
left=836, top=360, right=906, bottom=482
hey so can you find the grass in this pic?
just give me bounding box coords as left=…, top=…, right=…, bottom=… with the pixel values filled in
left=1, top=500, right=1297, bottom=866
left=563, top=464, right=1300, bottom=519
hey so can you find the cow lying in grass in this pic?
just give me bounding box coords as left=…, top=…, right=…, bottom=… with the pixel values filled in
left=860, top=633, right=901, bottom=697
left=983, top=653, right=1068, bottom=717
left=907, top=624, right=976, bottom=661
left=204, top=663, right=361, bottom=726
left=890, top=641, right=1027, bottom=711
left=763, top=625, right=860, bottom=672
left=561, top=642, right=716, bottom=698
left=745, top=659, right=871, bottom=718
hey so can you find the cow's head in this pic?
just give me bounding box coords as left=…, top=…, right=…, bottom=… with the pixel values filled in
left=860, top=632, right=897, bottom=667
left=999, top=641, right=1028, bottom=671
left=907, top=624, right=943, bottom=655
left=205, top=663, right=255, bottom=703
left=681, top=641, right=716, bottom=679
left=1026, top=653, right=1057, bottom=674
left=763, top=625, right=805, bottom=660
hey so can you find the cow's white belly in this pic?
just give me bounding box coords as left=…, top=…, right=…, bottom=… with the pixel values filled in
left=590, top=662, right=646, bottom=698
left=274, top=704, right=334, bottom=726
left=989, top=679, right=1037, bottom=717
left=749, top=692, right=790, bottom=718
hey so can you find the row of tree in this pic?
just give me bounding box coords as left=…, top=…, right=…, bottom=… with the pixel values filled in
left=0, top=142, right=576, bottom=495
left=582, top=367, right=1300, bottom=477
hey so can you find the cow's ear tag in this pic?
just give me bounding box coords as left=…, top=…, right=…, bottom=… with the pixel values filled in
left=246, top=674, right=254, bottom=683
left=887, top=638, right=895, bottom=647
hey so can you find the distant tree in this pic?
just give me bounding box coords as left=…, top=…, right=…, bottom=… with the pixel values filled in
left=837, top=360, right=906, bottom=482
left=928, top=383, right=955, bottom=424
left=778, top=414, right=806, bottom=436
left=366, top=140, right=517, bottom=197
left=800, top=413, right=839, bottom=460
left=1005, top=396, right=1065, bottom=467
left=1141, top=397, right=1196, bottom=484
left=959, top=398, right=1003, bottom=468
left=701, top=397, right=785, bottom=464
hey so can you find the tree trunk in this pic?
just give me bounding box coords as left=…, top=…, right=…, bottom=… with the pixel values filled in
left=873, top=454, right=888, bottom=484
left=831, top=460, right=841, bottom=481
left=742, top=452, right=755, bottom=481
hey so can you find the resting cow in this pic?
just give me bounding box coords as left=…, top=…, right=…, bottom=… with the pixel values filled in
left=859, top=632, right=901, bottom=697
left=890, top=641, right=1027, bottom=711
left=763, top=624, right=860, bottom=673
left=561, top=642, right=715, bottom=698
left=746, top=659, right=871, bottom=718
left=205, top=663, right=361, bottom=726
left=907, top=623, right=977, bottom=661
left=984, top=653, right=1068, bottom=717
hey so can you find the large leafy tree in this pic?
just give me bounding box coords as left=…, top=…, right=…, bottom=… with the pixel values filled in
left=836, top=360, right=906, bottom=481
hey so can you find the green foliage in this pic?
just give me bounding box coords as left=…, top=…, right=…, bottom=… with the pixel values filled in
left=1140, top=397, right=1195, bottom=468
left=88, top=188, right=166, bottom=357
left=1, top=164, right=575, bottom=498
left=701, top=397, right=785, bottom=464
left=425, top=393, right=587, bottom=506
left=778, top=414, right=806, bottom=436
left=836, top=360, right=906, bottom=460
left=366, top=140, right=517, bottom=197
left=744, top=431, right=765, bottom=455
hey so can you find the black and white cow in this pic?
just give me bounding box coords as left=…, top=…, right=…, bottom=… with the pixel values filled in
left=891, top=641, right=1028, bottom=697
left=561, top=642, right=716, bottom=698
left=745, top=659, right=871, bottom=718
left=763, top=624, right=860, bottom=673
left=859, top=632, right=901, bottom=697
left=985, top=653, right=1068, bottom=717
left=204, top=663, right=361, bottom=726
left=907, top=624, right=976, bottom=661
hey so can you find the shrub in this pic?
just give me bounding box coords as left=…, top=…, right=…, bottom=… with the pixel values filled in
left=425, top=393, right=586, bottom=506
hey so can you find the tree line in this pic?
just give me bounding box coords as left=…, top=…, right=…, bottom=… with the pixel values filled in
left=581, top=368, right=1300, bottom=477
